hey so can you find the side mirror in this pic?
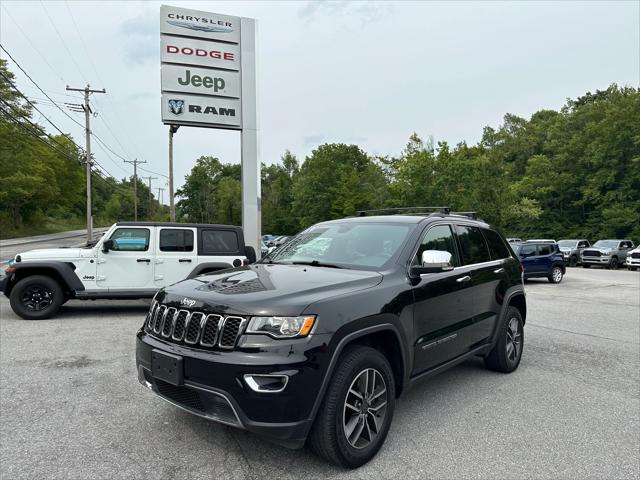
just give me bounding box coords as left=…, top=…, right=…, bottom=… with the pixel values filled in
left=410, top=250, right=454, bottom=276
left=102, top=239, right=114, bottom=253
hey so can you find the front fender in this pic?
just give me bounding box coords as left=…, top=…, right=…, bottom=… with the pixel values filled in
left=4, top=261, right=84, bottom=295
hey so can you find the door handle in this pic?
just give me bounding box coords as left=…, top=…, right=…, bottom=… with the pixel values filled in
left=493, top=268, right=505, bottom=274
left=179, top=258, right=192, bottom=263
left=137, top=258, right=151, bottom=263
left=456, top=275, right=471, bottom=283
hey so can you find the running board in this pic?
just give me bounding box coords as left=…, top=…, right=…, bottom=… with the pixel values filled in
left=408, top=344, right=492, bottom=388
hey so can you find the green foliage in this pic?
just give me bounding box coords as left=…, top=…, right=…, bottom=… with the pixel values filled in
left=0, top=60, right=165, bottom=238
left=2, top=53, right=637, bottom=244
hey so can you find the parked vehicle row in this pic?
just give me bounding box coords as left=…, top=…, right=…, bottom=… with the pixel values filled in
left=508, top=237, right=637, bottom=270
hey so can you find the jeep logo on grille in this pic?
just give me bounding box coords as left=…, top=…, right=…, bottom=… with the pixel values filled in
left=180, top=297, right=196, bottom=308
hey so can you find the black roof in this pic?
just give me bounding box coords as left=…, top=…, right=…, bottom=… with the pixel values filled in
left=115, top=222, right=241, bottom=230
left=318, top=214, right=490, bottom=227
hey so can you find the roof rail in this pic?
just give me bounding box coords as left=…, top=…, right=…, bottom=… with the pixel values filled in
left=451, top=211, right=478, bottom=219
left=356, top=206, right=450, bottom=217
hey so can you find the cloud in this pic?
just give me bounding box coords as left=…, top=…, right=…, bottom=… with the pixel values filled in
left=303, top=135, right=326, bottom=147
left=298, top=1, right=394, bottom=26
left=119, top=12, right=158, bottom=64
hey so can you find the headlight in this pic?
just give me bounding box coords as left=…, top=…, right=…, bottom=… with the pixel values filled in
left=246, top=315, right=316, bottom=338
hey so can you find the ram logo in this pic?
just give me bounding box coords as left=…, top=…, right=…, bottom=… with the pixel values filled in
left=180, top=297, right=196, bottom=308
left=168, top=99, right=185, bottom=115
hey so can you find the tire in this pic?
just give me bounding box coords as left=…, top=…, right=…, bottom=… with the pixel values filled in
left=569, top=255, right=578, bottom=267
left=308, top=346, right=395, bottom=468
left=629, top=267, right=637, bottom=272
left=484, top=306, right=524, bottom=373
left=582, top=264, right=591, bottom=268
left=548, top=266, right=563, bottom=283
left=608, top=257, right=619, bottom=270
left=9, top=275, right=63, bottom=320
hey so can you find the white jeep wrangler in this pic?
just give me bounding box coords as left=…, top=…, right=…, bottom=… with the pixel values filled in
left=1, top=222, right=255, bottom=320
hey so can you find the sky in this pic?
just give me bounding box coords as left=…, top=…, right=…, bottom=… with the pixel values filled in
left=1, top=1, right=638, bottom=201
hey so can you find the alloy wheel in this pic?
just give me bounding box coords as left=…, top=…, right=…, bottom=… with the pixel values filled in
left=505, top=317, right=522, bottom=363
left=21, top=285, right=54, bottom=311
left=343, top=368, right=388, bottom=449
left=552, top=267, right=562, bottom=282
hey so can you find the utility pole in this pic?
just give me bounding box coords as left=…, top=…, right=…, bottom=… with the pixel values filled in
left=168, top=125, right=179, bottom=222
left=142, top=176, right=157, bottom=200
left=157, top=187, right=165, bottom=206
left=143, top=175, right=158, bottom=218
left=66, top=84, right=106, bottom=243
left=124, top=158, right=147, bottom=221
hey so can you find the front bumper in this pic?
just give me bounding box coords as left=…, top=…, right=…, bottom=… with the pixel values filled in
left=627, top=257, right=640, bottom=267
left=0, top=274, right=8, bottom=295
left=135, top=330, right=331, bottom=448
left=581, top=256, right=610, bottom=265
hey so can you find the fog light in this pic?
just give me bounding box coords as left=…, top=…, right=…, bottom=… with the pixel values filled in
left=244, top=374, right=288, bottom=393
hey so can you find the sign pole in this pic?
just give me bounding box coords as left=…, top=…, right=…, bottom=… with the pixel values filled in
left=168, top=125, right=179, bottom=222
left=240, top=17, right=261, bottom=254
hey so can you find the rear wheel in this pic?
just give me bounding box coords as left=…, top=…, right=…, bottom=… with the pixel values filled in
left=484, top=306, right=524, bottom=373
left=548, top=266, right=563, bottom=283
left=9, top=275, right=63, bottom=320
left=308, top=346, right=395, bottom=468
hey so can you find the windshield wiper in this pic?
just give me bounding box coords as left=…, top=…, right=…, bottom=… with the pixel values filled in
left=291, top=260, right=344, bottom=269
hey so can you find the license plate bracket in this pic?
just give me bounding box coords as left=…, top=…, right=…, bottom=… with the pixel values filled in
left=151, top=349, right=183, bottom=386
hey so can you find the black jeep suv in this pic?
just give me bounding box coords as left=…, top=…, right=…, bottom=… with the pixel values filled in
left=136, top=211, right=526, bottom=468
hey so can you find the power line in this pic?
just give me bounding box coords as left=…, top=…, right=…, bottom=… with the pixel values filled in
left=0, top=44, right=85, bottom=130
left=0, top=71, right=83, bottom=149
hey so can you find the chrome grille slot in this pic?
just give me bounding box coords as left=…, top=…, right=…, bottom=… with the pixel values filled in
left=185, top=312, right=204, bottom=344
left=161, top=307, right=177, bottom=337
left=145, top=302, right=157, bottom=331
left=219, top=316, right=246, bottom=349
left=171, top=310, right=190, bottom=341
left=200, top=314, right=222, bottom=347
left=153, top=305, right=167, bottom=333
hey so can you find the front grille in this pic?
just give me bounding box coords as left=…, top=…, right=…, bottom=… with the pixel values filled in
left=582, top=250, right=602, bottom=257
left=631, top=252, right=640, bottom=259
left=146, top=304, right=245, bottom=351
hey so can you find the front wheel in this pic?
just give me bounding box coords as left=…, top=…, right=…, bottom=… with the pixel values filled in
left=582, top=264, right=591, bottom=268
left=9, top=275, right=63, bottom=320
left=608, top=257, right=619, bottom=270
left=548, top=266, right=563, bottom=283
left=569, top=255, right=578, bottom=267
left=308, top=346, right=395, bottom=468
left=484, top=306, right=524, bottom=373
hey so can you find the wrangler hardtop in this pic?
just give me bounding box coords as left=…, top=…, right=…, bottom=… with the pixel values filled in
left=1, top=221, right=255, bottom=320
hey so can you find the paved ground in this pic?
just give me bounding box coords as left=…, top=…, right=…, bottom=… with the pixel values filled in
left=0, top=228, right=108, bottom=264
left=1, top=268, right=638, bottom=479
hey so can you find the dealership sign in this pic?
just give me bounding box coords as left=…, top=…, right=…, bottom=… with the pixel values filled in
left=160, top=5, right=251, bottom=129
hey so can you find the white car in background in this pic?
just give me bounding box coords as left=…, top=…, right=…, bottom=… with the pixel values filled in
left=626, top=245, right=640, bottom=271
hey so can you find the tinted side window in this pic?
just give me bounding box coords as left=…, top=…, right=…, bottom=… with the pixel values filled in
left=578, top=241, right=588, bottom=248
left=482, top=228, right=511, bottom=260
left=456, top=225, right=491, bottom=264
left=414, top=224, right=460, bottom=267
left=201, top=230, right=240, bottom=254
left=537, top=244, right=553, bottom=256
left=109, top=228, right=150, bottom=251
left=160, top=229, right=194, bottom=252
left=520, top=244, right=537, bottom=256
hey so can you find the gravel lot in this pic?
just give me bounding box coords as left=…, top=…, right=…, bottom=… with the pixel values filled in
left=1, top=268, right=638, bottom=479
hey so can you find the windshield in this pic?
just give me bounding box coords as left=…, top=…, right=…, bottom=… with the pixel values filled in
left=557, top=240, right=578, bottom=247
left=594, top=240, right=618, bottom=248
left=263, top=222, right=412, bottom=270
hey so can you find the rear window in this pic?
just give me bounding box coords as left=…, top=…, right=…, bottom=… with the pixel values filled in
left=482, top=228, right=511, bottom=260
left=201, top=229, right=240, bottom=255
left=537, top=244, right=554, bottom=256
left=160, top=229, right=194, bottom=252
left=455, top=225, right=491, bottom=264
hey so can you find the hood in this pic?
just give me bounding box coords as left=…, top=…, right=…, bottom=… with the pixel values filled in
left=18, top=247, right=87, bottom=261
left=158, top=263, right=383, bottom=316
